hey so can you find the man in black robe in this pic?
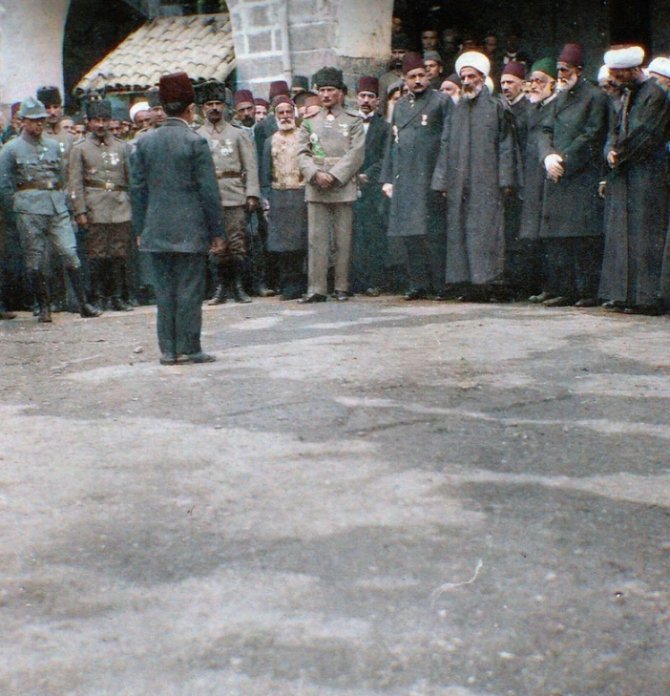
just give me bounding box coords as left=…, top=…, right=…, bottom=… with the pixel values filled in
left=599, top=46, right=670, bottom=315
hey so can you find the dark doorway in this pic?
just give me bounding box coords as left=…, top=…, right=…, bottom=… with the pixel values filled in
left=63, top=0, right=145, bottom=112
left=609, top=0, right=651, bottom=49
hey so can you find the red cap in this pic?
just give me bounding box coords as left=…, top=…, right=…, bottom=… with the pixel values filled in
left=234, top=89, right=254, bottom=106
left=158, top=71, right=195, bottom=105
left=273, top=95, right=293, bottom=108
left=402, top=52, right=425, bottom=74
left=558, top=43, right=584, bottom=67
left=502, top=61, right=526, bottom=80
left=357, top=76, right=379, bottom=95
left=269, top=80, right=290, bottom=100
left=254, top=97, right=269, bottom=109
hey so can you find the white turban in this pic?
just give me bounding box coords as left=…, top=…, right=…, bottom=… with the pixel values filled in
left=648, top=56, right=670, bottom=79
left=597, top=65, right=610, bottom=83
left=455, top=51, right=491, bottom=78
left=604, top=46, right=645, bottom=69
left=129, top=101, right=150, bottom=123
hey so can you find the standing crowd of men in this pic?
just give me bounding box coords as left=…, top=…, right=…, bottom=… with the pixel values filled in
left=1, top=27, right=670, bottom=360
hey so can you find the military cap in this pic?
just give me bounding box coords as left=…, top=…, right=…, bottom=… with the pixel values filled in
left=146, top=87, right=161, bottom=107
left=86, top=98, right=112, bottom=120
left=291, top=75, right=309, bottom=92
left=424, top=50, right=444, bottom=65
left=312, top=67, right=344, bottom=90
left=196, top=80, right=229, bottom=105
left=36, top=86, right=62, bottom=107
left=19, top=97, right=48, bottom=120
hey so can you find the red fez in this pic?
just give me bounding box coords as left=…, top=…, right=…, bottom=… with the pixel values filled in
left=234, top=89, right=254, bottom=106
left=402, top=51, right=425, bottom=74
left=502, top=61, right=526, bottom=80
left=254, top=97, right=269, bottom=109
left=269, top=80, right=290, bottom=100
left=159, top=71, right=195, bottom=105
left=273, top=95, right=293, bottom=108
left=357, top=76, right=379, bottom=96
left=558, top=43, right=584, bottom=66
left=10, top=101, right=21, bottom=116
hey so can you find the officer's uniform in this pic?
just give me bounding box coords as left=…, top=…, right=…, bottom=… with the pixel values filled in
left=69, top=100, right=133, bottom=310
left=0, top=97, right=100, bottom=322
left=297, top=74, right=365, bottom=299
left=196, top=98, right=260, bottom=303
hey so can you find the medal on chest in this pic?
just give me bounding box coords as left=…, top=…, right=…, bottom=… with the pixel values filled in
left=421, top=114, right=428, bottom=126
left=219, top=139, right=233, bottom=157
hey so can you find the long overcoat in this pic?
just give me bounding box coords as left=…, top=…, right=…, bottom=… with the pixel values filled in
left=381, top=88, right=451, bottom=238
left=129, top=118, right=224, bottom=253
left=431, top=87, right=518, bottom=284
left=519, top=97, right=557, bottom=240
left=599, top=78, right=670, bottom=306
left=537, top=78, right=608, bottom=239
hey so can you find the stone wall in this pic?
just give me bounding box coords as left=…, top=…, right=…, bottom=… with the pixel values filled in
left=227, top=0, right=392, bottom=99
left=0, top=0, right=71, bottom=106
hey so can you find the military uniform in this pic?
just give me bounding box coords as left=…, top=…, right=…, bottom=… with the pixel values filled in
left=0, top=97, right=100, bottom=322
left=297, top=99, right=365, bottom=299
left=196, top=118, right=260, bottom=303
left=69, top=122, right=133, bottom=310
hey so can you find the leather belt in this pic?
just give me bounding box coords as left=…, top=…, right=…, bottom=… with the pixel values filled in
left=17, top=181, right=60, bottom=191
left=85, top=181, right=128, bottom=191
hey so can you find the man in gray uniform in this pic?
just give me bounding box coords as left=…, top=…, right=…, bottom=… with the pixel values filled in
left=297, top=67, right=365, bottom=302
left=130, top=72, right=226, bottom=365
left=195, top=83, right=260, bottom=304
left=0, top=97, right=101, bottom=323
left=69, top=98, right=133, bottom=311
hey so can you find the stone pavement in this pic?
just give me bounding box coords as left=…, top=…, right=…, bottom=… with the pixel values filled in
left=1, top=297, right=669, bottom=696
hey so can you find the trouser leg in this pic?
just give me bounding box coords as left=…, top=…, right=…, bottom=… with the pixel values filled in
left=174, top=254, right=207, bottom=356
left=307, top=202, right=330, bottom=296
left=110, top=257, right=133, bottom=310
left=150, top=253, right=178, bottom=356
left=332, top=203, right=353, bottom=294
left=403, top=236, right=430, bottom=292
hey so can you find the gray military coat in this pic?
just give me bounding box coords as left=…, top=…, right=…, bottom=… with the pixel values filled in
left=297, top=104, right=365, bottom=204
left=69, top=132, right=131, bottom=223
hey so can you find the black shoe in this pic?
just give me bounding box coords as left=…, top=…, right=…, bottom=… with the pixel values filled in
left=602, top=300, right=626, bottom=312
left=80, top=302, right=102, bottom=318
left=38, top=306, right=52, bottom=323
left=404, top=288, right=427, bottom=301
left=529, top=291, right=551, bottom=303
left=254, top=285, right=276, bottom=297
left=182, top=351, right=216, bottom=363
left=574, top=297, right=597, bottom=308
left=110, top=297, right=133, bottom=312
left=624, top=304, right=664, bottom=316
left=0, top=309, right=16, bottom=320
left=208, top=285, right=227, bottom=305
left=334, top=290, right=349, bottom=302
left=160, top=353, right=178, bottom=365
left=364, top=287, right=381, bottom=297
left=298, top=293, right=327, bottom=303
left=543, top=296, right=571, bottom=307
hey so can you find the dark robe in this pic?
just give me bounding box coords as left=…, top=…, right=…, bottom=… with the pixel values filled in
left=381, top=88, right=451, bottom=239
left=352, top=113, right=391, bottom=292
left=600, top=78, right=670, bottom=307
left=432, top=86, right=519, bottom=285
left=537, top=78, right=608, bottom=239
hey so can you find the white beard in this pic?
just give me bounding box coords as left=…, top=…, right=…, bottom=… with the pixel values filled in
left=461, top=84, right=483, bottom=101
left=556, top=74, right=578, bottom=92
left=278, top=120, right=295, bottom=131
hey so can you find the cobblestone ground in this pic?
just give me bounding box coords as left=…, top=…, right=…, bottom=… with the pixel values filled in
left=1, top=297, right=669, bottom=696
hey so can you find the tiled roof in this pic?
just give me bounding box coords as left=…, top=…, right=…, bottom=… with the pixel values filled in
left=75, top=13, right=235, bottom=94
